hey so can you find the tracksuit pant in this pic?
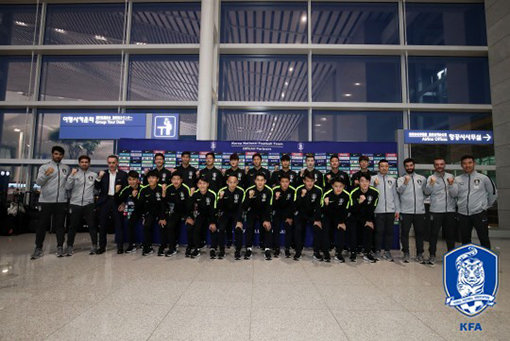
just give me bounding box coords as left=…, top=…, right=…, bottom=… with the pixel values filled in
left=68, top=203, right=97, bottom=247
left=35, top=202, right=67, bottom=248
left=400, top=214, right=425, bottom=255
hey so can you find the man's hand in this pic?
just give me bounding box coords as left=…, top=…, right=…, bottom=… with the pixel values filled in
left=235, top=221, right=243, bottom=229
left=45, top=167, right=54, bottom=176
left=159, top=219, right=167, bottom=227
left=359, top=195, right=366, bottom=204
left=71, top=168, right=78, bottom=176
left=118, top=203, right=126, bottom=212
left=190, top=188, right=196, bottom=196
left=219, top=190, right=225, bottom=199
left=429, top=176, right=436, bottom=185
left=245, top=166, right=249, bottom=174
left=338, top=223, right=346, bottom=231
left=314, top=221, right=322, bottom=229
left=132, top=189, right=138, bottom=197
left=301, top=188, right=307, bottom=197
left=249, top=189, right=255, bottom=198
left=324, top=197, right=330, bottom=206
left=275, top=191, right=281, bottom=200
left=98, top=170, right=105, bottom=179
left=447, top=177, right=454, bottom=185
left=209, top=223, right=217, bottom=232
left=262, top=221, right=271, bottom=231
left=115, top=184, right=122, bottom=193
left=365, top=221, right=374, bottom=229
left=326, top=174, right=331, bottom=181
left=186, top=217, right=194, bottom=225
left=374, top=177, right=379, bottom=186
left=285, top=218, right=293, bottom=225
left=395, top=212, right=400, bottom=220
left=404, top=175, right=411, bottom=185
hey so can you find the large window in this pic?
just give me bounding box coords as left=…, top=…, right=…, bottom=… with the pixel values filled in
left=408, top=57, right=491, bottom=104
left=220, top=55, right=308, bottom=101
left=313, top=110, right=403, bottom=142
left=218, top=110, right=308, bottom=141
left=128, top=55, right=199, bottom=101
left=312, top=2, right=399, bottom=44
left=0, top=110, right=32, bottom=159
left=44, top=4, right=126, bottom=45
left=221, top=2, right=308, bottom=44
left=406, top=3, right=487, bottom=46
left=312, top=55, right=401, bottom=102
left=131, top=2, right=200, bottom=44
left=39, top=55, right=122, bottom=101
left=35, top=110, right=114, bottom=160
left=0, top=56, right=34, bottom=101
left=0, top=4, right=39, bottom=45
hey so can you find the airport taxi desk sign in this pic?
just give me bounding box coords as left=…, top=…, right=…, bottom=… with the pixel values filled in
left=152, top=114, right=179, bottom=140
left=59, top=113, right=146, bottom=139
left=404, top=130, right=493, bottom=145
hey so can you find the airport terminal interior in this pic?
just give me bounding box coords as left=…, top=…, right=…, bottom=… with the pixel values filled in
left=0, top=0, right=509, bottom=340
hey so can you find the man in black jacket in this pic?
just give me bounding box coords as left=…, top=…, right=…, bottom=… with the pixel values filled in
left=224, top=153, right=246, bottom=189
left=270, top=154, right=298, bottom=188
left=271, top=174, right=295, bottom=258
left=116, top=170, right=141, bottom=254
left=173, top=151, right=197, bottom=191
left=245, top=153, right=271, bottom=188
left=95, top=155, right=128, bottom=254
left=142, top=153, right=172, bottom=186
left=198, top=152, right=224, bottom=193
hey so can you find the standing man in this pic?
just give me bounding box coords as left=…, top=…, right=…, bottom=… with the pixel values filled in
left=65, top=155, right=98, bottom=256
left=198, top=152, right=224, bottom=193
left=95, top=155, right=128, bottom=254
left=224, top=153, right=246, bottom=189
left=423, top=157, right=457, bottom=264
left=271, top=174, right=296, bottom=258
left=299, top=154, right=325, bottom=188
left=397, top=158, right=427, bottom=263
left=371, top=159, right=400, bottom=262
left=174, top=151, right=197, bottom=191
left=245, top=153, right=271, bottom=188
left=450, top=155, right=497, bottom=249
left=325, top=154, right=350, bottom=191
left=116, top=170, right=141, bottom=253
left=270, top=154, right=298, bottom=188
left=31, top=146, right=70, bottom=259
left=351, top=155, right=375, bottom=187
left=294, top=171, right=323, bottom=261
left=143, top=153, right=172, bottom=186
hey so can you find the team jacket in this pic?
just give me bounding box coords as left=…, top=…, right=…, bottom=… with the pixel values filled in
left=300, top=169, right=325, bottom=188
left=224, top=168, right=246, bottom=188
left=116, top=185, right=140, bottom=219
left=324, top=169, right=351, bottom=191
left=142, top=167, right=172, bottom=186
left=243, top=185, right=273, bottom=222
left=135, top=184, right=164, bottom=220
left=396, top=173, right=427, bottom=215
left=216, top=186, right=245, bottom=222
left=187, top=189, right=217, bottom=224
left=174, top=164, right=197, bottom=189
left=450, top=171, right=498, bottom=216
left=65, top=169, right=97, bottom=206
left=371, top=173, right=400, bottom=214
left=198, top=167, right=224, bottom=193
left=294, top=184, right=323, bottom=221
left=322, top=189, right=351, bottom=225
left=271, top=185, right=296, bottom=220
left=270, top=169, right=299, bottom=188
left=424, top=172, right=456, bottom=213
left=162, top=183, right=190, bottom=216
left=36, top=160, right=70, bottom=203
left=350, top=170, right=376, bottom=186
left=245, top=167, right=271, bottom=188
left=349, top=186, right=379, bottom=224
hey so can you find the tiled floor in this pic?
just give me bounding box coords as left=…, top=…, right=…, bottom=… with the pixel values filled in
left=0, top=233, right=508, bottom=341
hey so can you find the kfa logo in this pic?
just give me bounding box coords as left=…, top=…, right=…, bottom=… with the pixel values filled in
left=153, top=115, right=178, bottom=139
left=443, top=244, right=498, bottom=317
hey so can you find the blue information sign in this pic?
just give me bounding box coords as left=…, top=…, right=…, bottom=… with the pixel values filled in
left=151, top=114, right=179, bottom=139
left=59, top=113, right=146, bottom=139
left=404, top=130, right=493, bottom=145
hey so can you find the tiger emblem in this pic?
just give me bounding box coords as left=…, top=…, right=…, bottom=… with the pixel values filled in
left=456, top=247, right=485, bottom=298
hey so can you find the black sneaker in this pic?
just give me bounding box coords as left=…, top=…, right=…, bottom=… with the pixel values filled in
left=274, top=248, right=280, bottom=258
left=125, top=245, right=135, bottom=254
left=335, top=254, right=345, bottom=263
left=324, top=253, right=331, bottom=263
left=363, top=252, right=377, bottom=263
left=185, top=247, right=192, bottom=258
left=142, top=247, right=153, bottom=256
left=284, top=248, right=291, bottom=258
left=117, top=248, right=124, bottom=254
left=226, top=241, right=232, bottom=249
left=234, top=250, right=241, bottom=260
left=293, top=251, right=301, bottom=261
left=313, top=252, right=324, bottom=262
left=96, top=248, right=106, bottom=255
left=244, top=249, right=252, bottom=260
left=165, top=249, right=177, bottom=257
left=218, top=249, right=225, bottom=259
left=157, top=247, right=165, bottom=256
left=210, top=249, right=216, bottom=259
left=349, top=252, right=356, bottom=262
left=191, top=248, right=200, bottom=258
left=264, top=249, right=272, bottom=261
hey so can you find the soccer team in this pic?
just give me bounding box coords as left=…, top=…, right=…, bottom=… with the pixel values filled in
left=31, top=146, right=498, bottom=264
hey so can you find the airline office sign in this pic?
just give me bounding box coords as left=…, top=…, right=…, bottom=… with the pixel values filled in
left=404, top=130, right=493, bottom=145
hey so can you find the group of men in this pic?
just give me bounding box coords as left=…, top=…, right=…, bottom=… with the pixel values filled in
left=31, top=146, right=497, bottom=265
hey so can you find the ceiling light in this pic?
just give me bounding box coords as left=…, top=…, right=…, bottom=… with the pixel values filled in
left=281, top=93, right=285, bottom=98
left=14, top=128, right=21, bottom=132
left=284, top=81, right=289, bottom=86
left=343, top=93, right=352, bottom=97
left=135, top=42, right=146, bottom=45
left=315, top=124, right=321, bottom=127
left=54, top=28, right=65, bottom=33
left=301, top=15, right=307, bottom=23
left=354, top=82, right=361, bottom=86
left=94, top=35, right=107, bottom=41
left=288, top=67, right=293, bottom=72
left=321, top=117, right=327, bottom=121
left=15, top=21, right=27, bottom=27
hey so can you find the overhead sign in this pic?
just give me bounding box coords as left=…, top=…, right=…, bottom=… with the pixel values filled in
left=404, top=130, right=493, bottom=145
left=152, top=114, right=179, bottom=139
left=59, top=113, right=146, bottom=139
